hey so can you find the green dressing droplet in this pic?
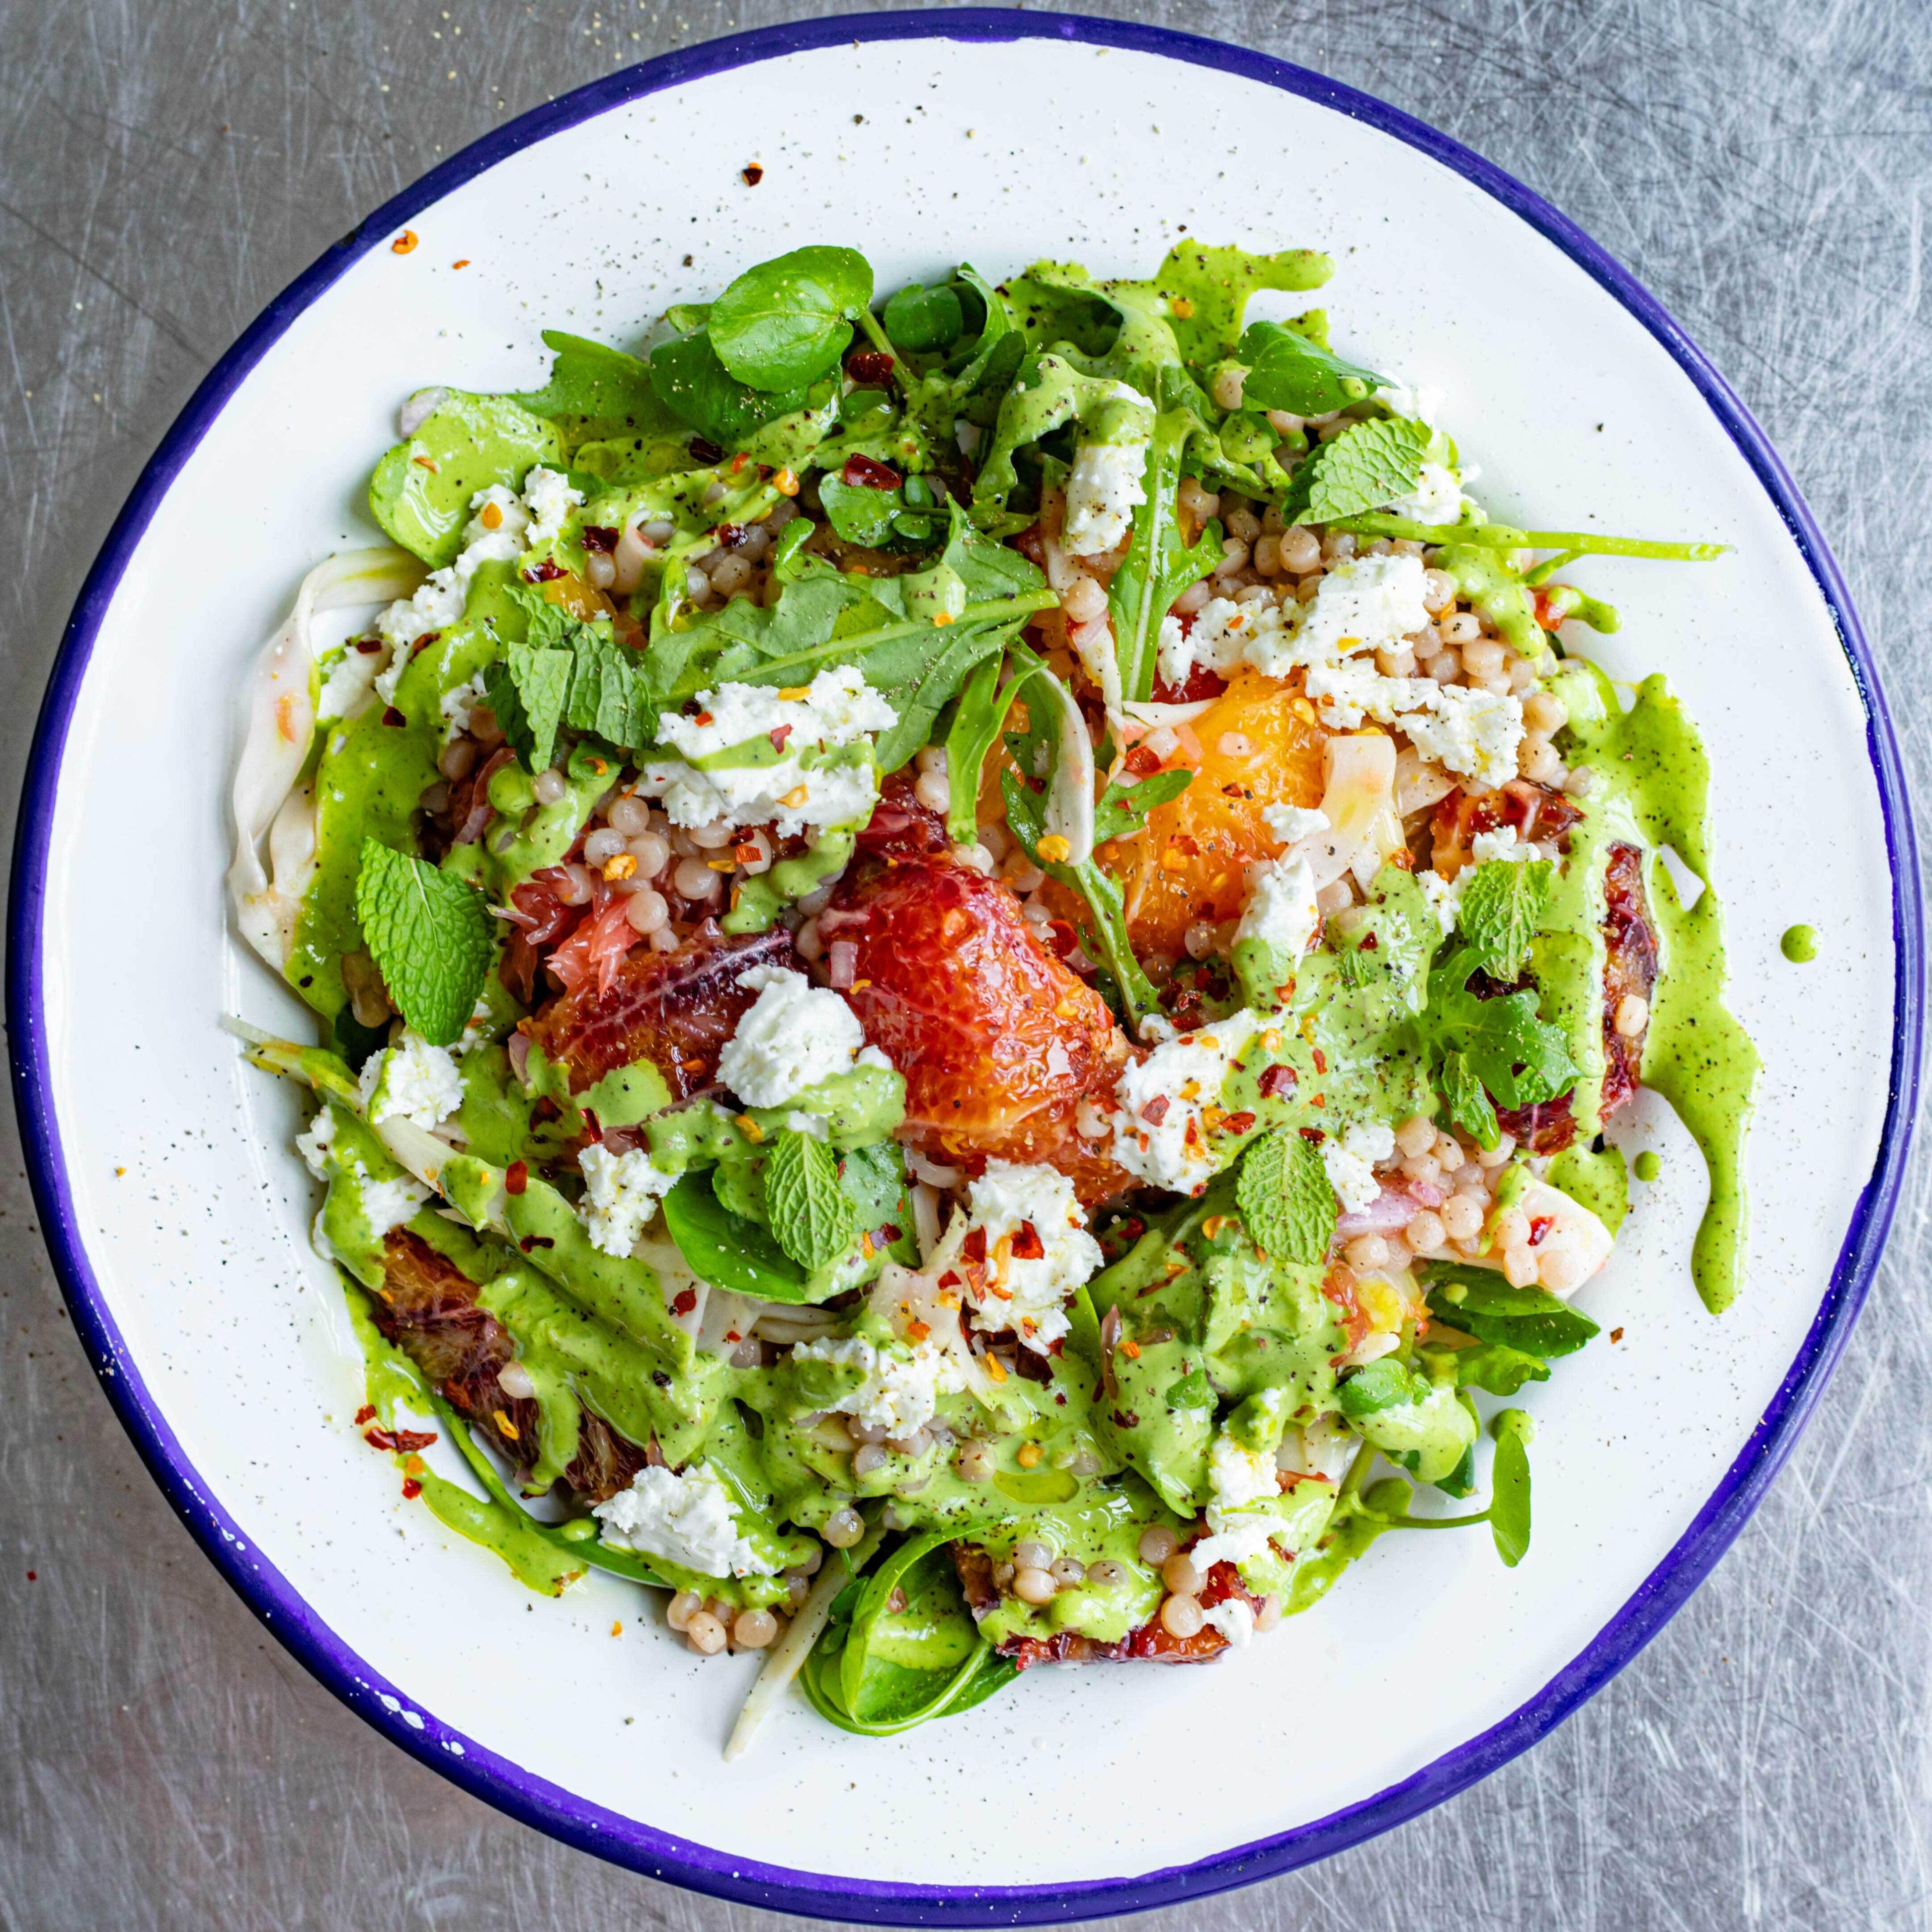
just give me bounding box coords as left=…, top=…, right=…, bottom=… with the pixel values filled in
left=1633, top=1151, right=1661, bottom=1183
left=1780, top=924, right=1818, bottom=963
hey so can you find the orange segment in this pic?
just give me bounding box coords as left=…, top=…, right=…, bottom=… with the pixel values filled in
left=1100, top=669, right=1328, bottom=967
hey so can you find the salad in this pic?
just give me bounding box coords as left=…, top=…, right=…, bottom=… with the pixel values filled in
left=227, top=242, right=1759, bottom=1748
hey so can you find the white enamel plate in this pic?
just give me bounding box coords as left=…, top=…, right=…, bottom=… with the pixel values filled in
left=10, top=13, right=1919, bottom=1922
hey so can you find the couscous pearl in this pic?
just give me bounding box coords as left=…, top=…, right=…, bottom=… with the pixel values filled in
left=1087, top=1560, right=1129, bottom=1588
left=674, top=857, right=722, bottom=901
left=1430, top=1131, right=1463, bottom=1168
left=1615, top=994, right=1650, bottom=1037
left=1492, top=1207, right=1531, bottom=1251
left=1394, top=1114, right=1437, bottom=1158
left=1523, top=690, right=1568, bottom=735
left=1278, top=527, right=1321, bottom=573
left=1502, top=1245, right=1541, bottom=1289
left=1051, top=1558, right=1087, bottom=1587
left=1476, top=1133, right=1517, bottom=1167
left=1404, top=1209, right=1445, bottom=1253
left=1540, top=1245, right=1588, bottom=1294
left=914, top=768, right=950, bottom=814
left=1014, top=1539, right=1054, bottom=1572
left=1161, top=1552, right=1206, bottom=1597
left=627, top=831, right=671, bottom=877
left=666, top=1589, right=702, bottom=1632
left=584, top=827, right=626, bottom=867
left=956, top=1439, right=994, bottom=1483
left=851, top=1442, right=890, bottom=1478
left=733, top=1608, right=779, bottom=1650
left=1138, top=1524, right=1179, bottom=1567
left=1013, top=1566, right=1058, bottom=1605
left=1161, top=1593, right=1205, bottom=1639
left=1440, top=1193, right=1485, bottom=1241
left=1421, top=568, right=1457, bottom=613
left=1225, top=504, right=1262, bottom=542
left=1344, top=1234, right=1389, bottom=1271
left=685, top=1612, right=728, bottom=1655
left=823, top=1508, right=865, bottom=1549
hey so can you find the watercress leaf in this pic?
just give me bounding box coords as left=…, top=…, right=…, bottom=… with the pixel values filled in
left=353, top=839, right=493, bottom=1046
left=482, top=645, right=572, bottom=773
left=817, top=471, right=901, bottom=546
left=1458, top=859, right=1555, bottom=982
left=883, top=281, right=965, bottom=354
left=1287, top=416, right=1431, bottom=525
left=1335, top=1355, right=1430, bottom=1419
left=1236, top=1130, right=1337, bottom=1265
left=709, top=246, right=874, bottom=391
left=510, top=330, right=662, bottom=428
left=763, top=1128, right=859, bottom=1271
left=647, top=329, right=809, bottom=446
left=1489, top=1409, right=1534, bottom=1567
left=1445, top=1338, right=1552, bottom=1397
left=1421, top=1264, right=1601, bottom=1356
left=1236, top=318, right=1386, bottom=417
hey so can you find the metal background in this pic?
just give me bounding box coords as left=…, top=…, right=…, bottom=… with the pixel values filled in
left=2, top=2, right=1927, bottom=1926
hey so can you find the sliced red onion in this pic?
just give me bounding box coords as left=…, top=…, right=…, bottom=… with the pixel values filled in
left=1335, top=1185, right=1423, bottom=1238
left=827, top=939, right=858, bottom=990
left=506, top=1031, right=530, bottom=1084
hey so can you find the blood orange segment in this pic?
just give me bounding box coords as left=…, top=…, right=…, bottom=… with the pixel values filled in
left=1095, top=668, right=1328, bottom=969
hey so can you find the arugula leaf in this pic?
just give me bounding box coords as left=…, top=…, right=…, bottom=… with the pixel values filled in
left=1421, top=1264, right=1601, bottom=1357
left=764, top=1129, right=859, bottom=1271
left=1286, top=416, right=1431, bottom=525
left=1236, top=319, right=1385, bottom=418
left=883, top=281, right=965, bottom=354
left=1445, top=1338, right=1552, bottom=1397
left=482, top=646, right=572, bottom=773
left=943, top=652, right=1020, bottom=844
left=1107, top=405, right=1224, bottom=703
left=708, top=247, right=874, bottom=391
left=1236, top=1129, right=1337, bottom=1265
left=1458, top=859, right=1554, bottom=982
left=1092, top=766, right=1192, bottom=843
left=647, top=329, right=811, bottom=446
left=353, top=839, right=493, bottom=1046
left=1488, top=1409, right=1534, bottom=1567
left=870, top=622, right=1004, bottom=776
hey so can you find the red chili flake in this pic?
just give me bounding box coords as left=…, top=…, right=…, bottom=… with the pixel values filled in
left=1043, top=919, right=1079, bottom=958
left=381, top=706, right=406, bottom=727
left=843, top=452, right=902, bottom=491
left=937, top=1269, right=962, bottom=1290
left=1312, top=1048, right=1328, bottom=1075
left=523, top=558, right=566, bottom=583
left=530, top=1097, right=561, bottom=1124
left=878, top=1223, right=903, bottom=1244
left=581, top=524, right=619, bottom=554
left=518, top=1234, right=556, bottom=1253
left=689, top=436, right=725, bottom=465
left=1171, top=833, right=1201, bottom=858
left=845, top=348, right=894, bottom=385
left=1140, top=1095, right=1172, bottom=1126
left=1221, top=1111, right=1256, bottom=1135
left=25, top=1572, right=35, bottom=1582
left=1123, top=744, right=1163, bottom=778
left=768, top=722, right=793, bottom=752
left=694, top=709, right=714, bottom=728
left=504, top=1160, right=529, bottom=1196
left=1361, top=933, right=1378, bottom=951
left=1011, top=1221, right=1045, bottom=1261
left=1298, top=1126, right=1327, bottom=1143
left=1528, top=1216, right=1555, bottom=1247
left=715, top=521, right=748, bottom=548
left=579, top=1110, right=603, bottom=1143
left=961, top=1227, right=988, bottom=1265
left=1610, top=1326, right=1626, bottom=1343
left=364, top=1426, right=438, bottom=1454
left=410, top=631, right=440, bottom=657
left=353, top=637, right=384, bottom=655
left=401, top=1478, right=423, bottom=1500
left=671, top=1288, right=699, bottom=1316
left=741, top=163, right=764, bottom=185
left=1259, top=1064, right=1297, bottom=1100
left=1118, top=1216, right=1146, bottom=1242
left=354, top=1404, right=377, bottom=1425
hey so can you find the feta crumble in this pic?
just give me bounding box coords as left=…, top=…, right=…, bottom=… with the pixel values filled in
left=1321, top=1121, right=1394, bottom=1214
left=1418, top=867, right=1463, bottom=936
left=296, top=1104, right=338, bottom=1181
left=1235, top=854, right=1320, bottom=963
left=358, top=1032, right=465, bottom=1131
left=716, top=965, right=890, bottom=1108
left=1109, top=1008, right=1267, bottom=1193
left=1210, top=1430, right=1282, bottom=1512
left=1470, top=825, right=1548, bottom=866
left=439, top=672, right=489, bottom=740
left=943, top=1160, right=1102, bottom=1353
left=1202, top=1597, right=1256, bottom=1647
left=789, top=1335, right=964, bottom=1436
left=1155, top=595, right=1264, bottom=689
left=638, top=664, right=898, bottom=838
left=578, top=1143, right=678, bottom=1258
left=521, top=466, right=584, bottom=547
left=1262, top=803, right=1331, bottom=846
left=1304, top=659, right=1524, bottom=789
left=593, top=1462, right=777, bottom=1578
left=1245, top=553, right=1429, bottom=680
left=1384, top=460, right=1467, bottom=526
left=1063, top=438, right=1150, bottom=556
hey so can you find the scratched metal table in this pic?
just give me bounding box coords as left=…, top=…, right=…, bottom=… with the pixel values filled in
left=3, top=2, right=1927, bottom=1925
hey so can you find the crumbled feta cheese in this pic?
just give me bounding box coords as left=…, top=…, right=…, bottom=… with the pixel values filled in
left=1235, top=854, right=1320, bottom=962
left=1155, top=595, right=1262, bottom=688
left=296, top=1105, right=338, bottom=1181
left=1188, top=1512, right=1283, bottom=1573
left=1376, top=380, right=1441, bottom=427
left=1305, top=659, right=1523, bottom=789
left=716, top=965, right=889, bottom=1108
left=1321, top=1121, right=1395, bottom=1214
left=593, top=1462, right=777, bottom=1578
left=1245, top=553, right=1429, bottom=680
left=358, top=1032, right=465, bottom=1131
left=577, top=1143, right=678, bottom=1257
left=1210, top=1430, right=1282, bottom=1512
left=638, top=665, right=898, bottom=837
left=361, top=1171, right=432, bottom=1237
left=789, top=1335, right=964, bottom=1436
left=1470, top=825, right=1548, bottom=866
left=1418, top=867, right=1463, bottom=936
left=464, top=483, right=532, bottom=551
left=945, top=1160, right=1102, bottom=1353
left=1385, top=459, right=1468, bottom=526
left=1063, top=438, right=1150, bottom=556
left=1262, top=803, right=1331, bottom=846
left=521, top=466, right=584, bottom=547
left=1108, top=1009, right=1267, bottom=1193
left=374, top=569, right=467, bottom=659
left=439, top=672, right=489, bottom=740
left=1202, top=1596, right=1256, bottom=1647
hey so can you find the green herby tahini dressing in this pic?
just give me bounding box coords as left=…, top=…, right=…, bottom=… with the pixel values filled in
left=1549, top=663, right=1760, bottom=1313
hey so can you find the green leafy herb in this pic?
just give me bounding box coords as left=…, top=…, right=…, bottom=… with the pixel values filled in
left=511, top=330, right=662, bottom=429
left=1444, top=1338, right=1552, bottom=1397
left=708, top=247, right=874, bottom=391
left=1436, top=1049, right=1497, bottom=1148
left=1107, top=405, right=1224, bottom=702
left=1421, top=1264, right=1601, bottom=1357
left=765, top=1129, right=859, bottom=1271
left=647, top=329, right=811, bottom=446
left=1415, top=947, right=1580, bottom=1150
left=353, top=839, right=493, bottom=1046
left=1458, top=859, right=1555, bottom=982
left=661, top=1171, right=820, bottom=1303
left=1328, top=514, right=1727, bottom=562
left=1286, top=416, right=1431, bottom=525
left=483, top=645, right=572, bottom=773
left=942, top=652, right=1020, bottom=844
left=1236, top=319, right=1385, bottom=417
left=1236, top=1129, right=1337, bottom=1265
left=1335, top=1355, right=1430, bottom=1420
left=1488, top=1409, right=1534, bottom=1567
left=883, top=281, right=965, bottom=354
left=817, top=471, right=900, bottom=546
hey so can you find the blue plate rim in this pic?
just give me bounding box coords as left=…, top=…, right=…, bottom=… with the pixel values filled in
left=6, top=9, right=1921, bottom=1923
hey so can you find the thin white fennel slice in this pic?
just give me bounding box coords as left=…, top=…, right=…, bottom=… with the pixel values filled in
left=228, top=546, right=423, bottom=969
left=723, top=1521, right=887, bottom=1761
left=1030, top=664, right=1096, bottom=865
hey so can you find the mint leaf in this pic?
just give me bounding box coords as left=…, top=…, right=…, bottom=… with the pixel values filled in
left=562, top=626, right=651, bottom=748
left=764, top=1129, right=858, bottom=1271
left=1417, top=947, right=1580, bottom=1141
left=1236, top=319, right=1385, bottom=418
left=1236, top=1129, right=1337, bottom=1265
left=1458, top=859, right=1554, bottom=982
left=484, top=645, right=572, bottom=772
left=353, top=839, right=492, bottom=1046
left=1290, top=417, right=1430, bottom=524
left=1438, top=1049, right=1499, bottom=1149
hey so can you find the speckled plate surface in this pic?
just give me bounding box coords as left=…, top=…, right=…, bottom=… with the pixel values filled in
left=8, top=12, right=1920, bottom=1923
